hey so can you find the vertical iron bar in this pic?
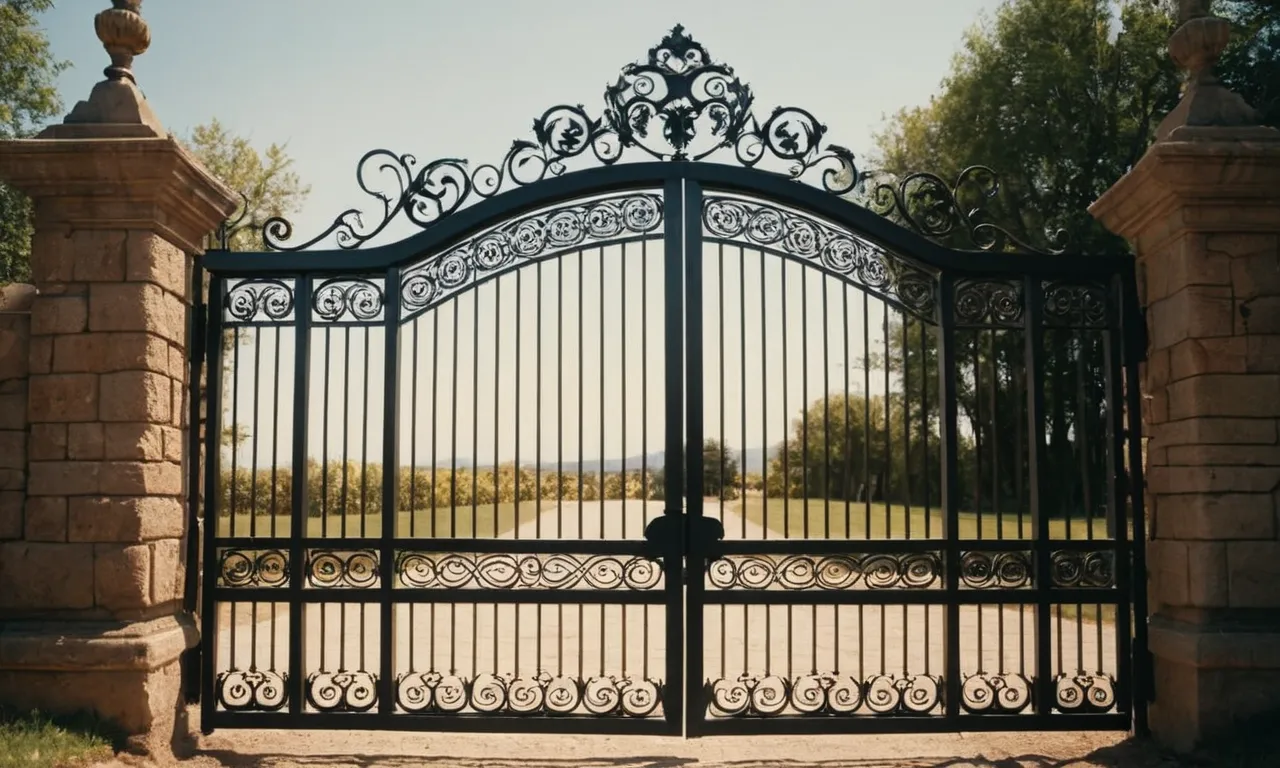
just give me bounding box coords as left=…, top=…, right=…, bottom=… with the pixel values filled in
left=198, top=278, right=223, bottom=729
left=184, top=260, right=206, bottom=705
left=781, top=260, right=789, bottom=537
left=379, top=267, right=401, bottom=714
left=1120, top=273, right=1147, bottom=733
left=538, top=261, right=543, bottom=539
left=863, top=291, right=871, bottom=538
left=801, top=268, right=809, bottom=539
left=661, top=175, right=686, bottom=733
left=682, top=179, right=705, bottom=735
left=288, top=276, right=311, bottom=715
left=1025, top=277, right=1053, bottom=716
left=740, top=247, right=747, bottom=541
left=938, top=275, right=961, bottom=721
left=823, top=277, right=830, bottom=538
left=600, top=246, right=606, bottom=539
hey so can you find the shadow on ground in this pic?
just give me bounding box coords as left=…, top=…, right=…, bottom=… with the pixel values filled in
left=187, top=742, right=1190, bottom=768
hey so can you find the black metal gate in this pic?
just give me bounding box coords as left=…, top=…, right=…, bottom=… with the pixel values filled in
left=195, top=26, right=1147, bottom=737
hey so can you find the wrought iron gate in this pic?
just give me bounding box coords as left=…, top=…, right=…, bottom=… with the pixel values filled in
left=195, top=26, right=1147, bottom=736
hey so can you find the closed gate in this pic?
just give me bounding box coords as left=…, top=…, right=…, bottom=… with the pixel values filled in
left=196, top=26, right=1147, bottom=736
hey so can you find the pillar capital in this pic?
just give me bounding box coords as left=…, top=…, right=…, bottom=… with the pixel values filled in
left=0, top=137, right=237, bottom=254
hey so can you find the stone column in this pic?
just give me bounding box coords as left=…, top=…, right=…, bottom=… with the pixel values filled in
left=0, top=1, right=236, bottom=756
left=1091, top=4, right=1280, bottom=752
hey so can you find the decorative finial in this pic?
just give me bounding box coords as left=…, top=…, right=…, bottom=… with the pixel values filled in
left=1156, top=0, right=1266, bottom=139
left=94, top=0, right=150, bottom=83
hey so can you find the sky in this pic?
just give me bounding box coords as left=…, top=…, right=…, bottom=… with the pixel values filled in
left=39, top=0, right=1010, bottom=471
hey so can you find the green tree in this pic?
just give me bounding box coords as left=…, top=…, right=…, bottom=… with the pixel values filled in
left=1215, top=0, right=1280, bottom=128
left=703, top=438, right=742, bottom=500
left=0, top=0, right=68, bottom=284
left=868, top=0, right=1180, bottom=255
left=182, top=118, right=310, bottom=251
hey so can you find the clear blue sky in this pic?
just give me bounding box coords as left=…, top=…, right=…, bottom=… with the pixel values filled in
left=40, top=1, right=1016, bottom=471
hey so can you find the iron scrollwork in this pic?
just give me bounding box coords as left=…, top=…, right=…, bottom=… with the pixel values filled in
left=305, top=549, right=380, bottom=589
left=959, top=551, right=1032, bottom=590
left=215, top=668, right=288, bottom=712
left=1055, top=673, right=1116, bottom=713
left=312, top=277, right=385, bottom=323
left=702, top=197, right=936, bottom=318
left=400, top=193, right=662, bottom=316
left=706, top=553, right=942, bottom=590
left=263, top=25, right=857, bottom=252
left=396, top=552, right=663, bottom=591
left=306, top=670, right=378, bottom=712
left=217, top=548, right=289, bottom=588
left=857, top=166, right=1069, bottom=255
left=1043, top=281, right=1109, bottom=328
left=959, top=672, right=1033, bottom=714
left=706, top=673, right=942, bottom=717
left=224, top=278, right=295, bottom=323
left=954, top=279, right=1024, bottom=326
left=395, top=671, right=662, bottom=717
left=1051, top=550, right=1115, bottom=588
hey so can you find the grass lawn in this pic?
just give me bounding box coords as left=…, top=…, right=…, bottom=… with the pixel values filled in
left=0, top=709, right=115, bottom=768
left=733, top=497, right=1120, bottom=541
left=216, top=501, right=555, bottom=539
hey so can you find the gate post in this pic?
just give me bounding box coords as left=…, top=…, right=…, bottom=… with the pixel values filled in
left=1090, top=4, right=1280, bottom=752
left=0, top=2, right=236, bottom=757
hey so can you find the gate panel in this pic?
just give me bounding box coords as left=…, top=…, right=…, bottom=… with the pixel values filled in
left=202, top=190, right=683, bottom=733
left=686, top=191, right=1139, bottom=733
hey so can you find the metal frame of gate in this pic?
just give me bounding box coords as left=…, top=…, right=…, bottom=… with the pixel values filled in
left=193, top=25, right=1148, bottom=737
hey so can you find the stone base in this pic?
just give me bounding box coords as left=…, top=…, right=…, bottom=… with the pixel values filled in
left=0, top=614, right=197, bottom=758
left=1147, top=616, right=1280, bottom=752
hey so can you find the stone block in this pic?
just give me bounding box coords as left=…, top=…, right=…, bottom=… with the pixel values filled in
left=1238, top=295, right=1280, bottom=335
left=68, top=496, right=183, bottom=543
left=93, top=543, right=152, bottom=611
left=1186, top=541, right=1228, bottom=608
left=27, top=461, right=100, bottom=496
left=1149, top=287, right=1235, bottom=349
left=170, top=378, right=183, bottom=427
left=26, top=373, right=98, bottom=422
left=67, top=423, right=105, bottom=460
left=88, top=283, right=185, bottom=343
left=0, top=391, right=25, bottom=430
left=0, top=326, right=29, bottom=382
left=1167, top=375, right=1280, bottom=420
left=28, top=229, right=75, bottom=283
left=99, top=370, right=170, bottom=423
left=1227, top=541, right=1280, bottom=608
left=0, top=469, right=24, bottom=491
left=0, top=430, right=24, bottom=469
left=1166, top=234, right=1232, bottom=291
left=1148, top=465, right=1280, bottom=494
left=125, top=231, right=188, bottom=297
left=1151, top=417, right=1277, bottom=447
left=0, top=542, right=94, bottom=609
left=27, top=335, right=51, bottom=375
left=29, top=296, right=87, bottom=336
left=103, top=423, right=165, bottom=461
left=0, top=491, right=22, bottom=539
left=160, top=427, right=183, bottom=462
left=151, top=538, right=182, bottom=605
left=1149, top=538, right=1189, bottom=609
left=97, top=461, right=182, bottom=496
left=57, top=332, right=171, bottom=376
left=70, top=231, right=127, bottom=283
left=1247, top=335, right=1280, bottom=372
left=23, top=496, right=66, bottom=542
left=1157, top=493, right=1276, bottom=540
left=1229, top=244, right=1280, bottom=299
left=1165, top=444, right=1280, bottom=466
left=28, top=423, right=67, bottom=460
left=1167, top=337, right=1248, bottom=381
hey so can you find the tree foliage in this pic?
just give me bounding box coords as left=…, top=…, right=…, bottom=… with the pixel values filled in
left=181, top=118, right=310, bottom=251
left=0, top=0, right=67, bottom=284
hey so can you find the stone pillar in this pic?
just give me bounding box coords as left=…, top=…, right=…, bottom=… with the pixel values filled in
left=0, top=1, right=236, bottom=756
left=1090, top=4, right=1280, bottom=753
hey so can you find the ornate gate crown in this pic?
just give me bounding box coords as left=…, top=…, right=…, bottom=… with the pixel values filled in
left=257, top=24, right=1062, bottom=256
left=261, top=25, right=858, bottom=252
